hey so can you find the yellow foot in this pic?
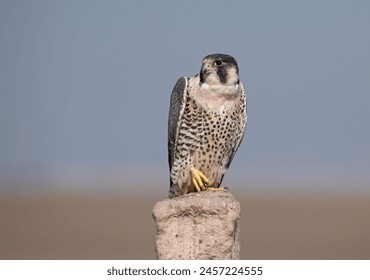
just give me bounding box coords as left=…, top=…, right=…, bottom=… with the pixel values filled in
left=190, top=167, right=209, bottom=192
left=207, top=187, right=225, bottom=192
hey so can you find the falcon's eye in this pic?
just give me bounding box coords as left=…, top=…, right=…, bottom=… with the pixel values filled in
left=214, top=60, right=223, bottom=66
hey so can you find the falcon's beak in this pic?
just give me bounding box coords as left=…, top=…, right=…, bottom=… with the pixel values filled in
left=200, top=63, right=212, bottom=83
left=201, top=64, right=211, bottom=75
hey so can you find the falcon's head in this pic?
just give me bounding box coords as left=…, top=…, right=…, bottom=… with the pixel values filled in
left=199, top=53, right=239, bottom=86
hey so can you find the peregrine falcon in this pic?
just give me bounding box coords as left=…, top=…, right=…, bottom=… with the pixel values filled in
left=168, top=54, right=247, bottom=198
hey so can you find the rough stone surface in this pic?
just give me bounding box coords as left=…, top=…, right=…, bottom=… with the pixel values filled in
left=152, top=190, right=241, bottom=260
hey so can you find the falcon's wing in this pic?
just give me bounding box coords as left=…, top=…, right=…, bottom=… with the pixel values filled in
left=225, top=83, right=247, bottom=169
left=168, top=76, right=188, bottom=171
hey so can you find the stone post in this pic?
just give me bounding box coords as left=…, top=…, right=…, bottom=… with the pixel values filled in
left=152, top=191, right=241, bottom=260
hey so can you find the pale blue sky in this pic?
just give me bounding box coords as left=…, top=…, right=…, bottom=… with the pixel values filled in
left=1, top=0, right=369, bottom=193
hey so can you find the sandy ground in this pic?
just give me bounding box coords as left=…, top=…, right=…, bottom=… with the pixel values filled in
left=0, top=192, right=369, bottom=259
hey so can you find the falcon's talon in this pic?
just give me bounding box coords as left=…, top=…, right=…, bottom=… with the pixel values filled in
left=207, top=187, right=225, bottom=192
left=191, top=167, right=208, bottom=192
left=192, top=177, right=201, bottom=192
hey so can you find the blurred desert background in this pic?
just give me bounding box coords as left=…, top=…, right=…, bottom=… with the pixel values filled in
left=1, top=189, right=370, bottom=259
left=1, top=1, right=370, bottom=259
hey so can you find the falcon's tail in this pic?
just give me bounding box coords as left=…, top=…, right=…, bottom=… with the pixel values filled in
left=168, top=182, right=180, bottom=199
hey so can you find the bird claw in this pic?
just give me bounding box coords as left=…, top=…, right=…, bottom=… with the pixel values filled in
left=190, top=167, right=209, bottom=192
left=206, top=187, right=226, bottom=192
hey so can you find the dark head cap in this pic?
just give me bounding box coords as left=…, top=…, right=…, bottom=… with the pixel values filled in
left=203, top=54, right=239, bottom=73
left=200, top=53, right=239, bottom=85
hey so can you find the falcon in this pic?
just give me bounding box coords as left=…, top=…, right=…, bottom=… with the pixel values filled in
left=168, top=53, right=247, bottom=198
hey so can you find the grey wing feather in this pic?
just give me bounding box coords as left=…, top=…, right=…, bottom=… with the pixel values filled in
left=225, top=83, right=247, bottom=169
left=168, top=76, right=188, bottom=171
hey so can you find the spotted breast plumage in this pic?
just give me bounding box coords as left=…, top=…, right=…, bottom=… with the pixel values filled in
left=168, top=54, right=247, bottom=198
